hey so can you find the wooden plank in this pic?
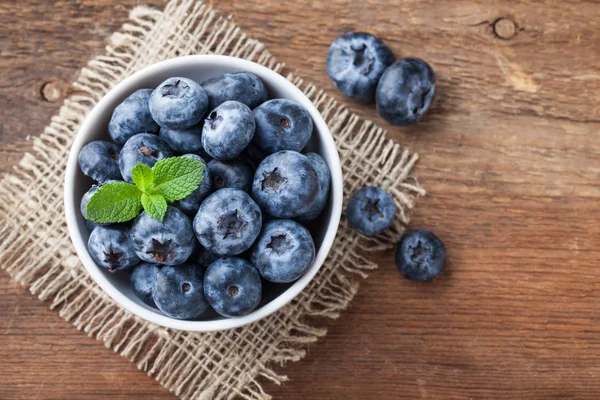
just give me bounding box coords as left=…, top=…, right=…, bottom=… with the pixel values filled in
left=1, top=0, right=600, bottom=399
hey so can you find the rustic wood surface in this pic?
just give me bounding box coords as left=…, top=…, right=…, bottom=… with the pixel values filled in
left=2, top=0, right=600, bottom=399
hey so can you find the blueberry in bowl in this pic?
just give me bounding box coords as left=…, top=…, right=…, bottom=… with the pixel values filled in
left=65, top=55, right=342, bottom=332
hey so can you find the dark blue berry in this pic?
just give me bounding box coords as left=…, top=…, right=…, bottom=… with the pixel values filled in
left=109, top=89, right=159, bottom=144
left=152, top=262, right=209, bottom=319
left=250, top=219, right=315, bottom=283
left=78, top=141, right=122, bottom=183
left=252, top=99, right=313, bottom=154
left=158, top=124, right=203, bottom=154
left=172, top=154, right=212, bottom=215
left=191, top=245, right=220, bottom=268
left=193, top=188, right=262, bottom=256
left=207, top=159, right=253, bottom=192
left=118, top=133, right=173, bottom=183
left=327, top=32, right=394, bottom=103
left=149, top=77, right=209, bottom=130
left=88, top=225, right=140, bottom=272
left=252, top=150, right=319, bottom=218
left=201, top=72, right=268, bottom=110
left=347, top=186, right=396, bottom=236
left=130, top=206, right=195, bottom=265
left=204, top=257, right=262, bottom=317
left=395, top=230, right=445, bottom=281
left=296, top=153, right=330, bottom=222
left=376, top=58, right=436, bottom=126
left=129, top=263, right=160, bottom=307
left=202, top=101, right=255, bottom=160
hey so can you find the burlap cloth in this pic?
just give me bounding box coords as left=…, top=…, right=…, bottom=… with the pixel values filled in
left=0, top=0, right=424, bottom=398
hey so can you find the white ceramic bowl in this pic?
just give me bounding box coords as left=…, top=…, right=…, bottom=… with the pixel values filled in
left=64, top=55, right=343, bottom=332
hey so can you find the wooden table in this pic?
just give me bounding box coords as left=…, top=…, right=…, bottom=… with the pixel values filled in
left=2, top=0, right=600, bottom=398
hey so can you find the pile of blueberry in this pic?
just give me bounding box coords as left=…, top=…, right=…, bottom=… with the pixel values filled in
left=329, top=32, right=446, bottom=281
left=78, top=72, right=331, bottom=320
left=327, top=32, right=436, bottom=126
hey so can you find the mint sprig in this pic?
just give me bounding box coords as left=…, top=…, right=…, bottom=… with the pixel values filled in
left=86, top=156, right=205, bottom=223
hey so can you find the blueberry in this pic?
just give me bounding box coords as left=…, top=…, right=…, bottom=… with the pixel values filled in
left=149, top=77, right=209, bottom=130
left=152, top=262, right=209, bottom=319
left=240, top=143, right=268, bottom=170
left=296, top=153, right=331, bottom=222
left=204, top=257, right=262, bottom=317
left=347, top=186, right=396, bottom=236
left=108, top=89, right=160, bottom=144
left=129, top=263, right=160, bottom=307
left=193, top=188, right=262, bottom=256
left=395, top=230, right=445, bottom=281
left=118, top=133, right=173, bottom=183
left=130, top=206, right=195, bottom=265
left=376, top=58, right=436, bottom=126
left=202, top=101, right=255, bottom=160
left=172, top=154, right=212, bottom=215
left=207, top=159, right=253, bottom=192
left=252, top=99, right=313, bottom=154
left=78, top=141, right=122, bottom=183
left=201, top=72, right=268, bottom=110
left=159, top=124, right=203, bottom=154
left=250, top=219, right=315, bottom=283
left=191, top=245, right=220, bottom=268
left=327, top=32, right=395, bottom=103
left=252, top=150, right=319, bottom=218
left=88, top=225, right=140, bottom=272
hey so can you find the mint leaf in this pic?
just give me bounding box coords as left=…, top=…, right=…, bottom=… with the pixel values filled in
left=132, top=162, right=154, bottom=192
left=86, top=182, right=142, bottom=223
left=152, top=156, right=205, bottom=202
left=141, top=192, right=167, bottom=222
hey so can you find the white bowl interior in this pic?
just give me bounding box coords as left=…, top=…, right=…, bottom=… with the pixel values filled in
left=65, top=55, right=343, bottom=331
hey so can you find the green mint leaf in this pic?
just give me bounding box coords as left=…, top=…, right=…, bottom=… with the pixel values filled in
left=152, top=156, right=205, bottom=202
left=132, top=162, right=154, bottom=193
left=141, top=192, right=167, bottom=222
left=86, top=182, right=142, bottom=223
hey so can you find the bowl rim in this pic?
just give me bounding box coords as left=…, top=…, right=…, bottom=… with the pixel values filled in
left=64, top=55, right=343, bottom=332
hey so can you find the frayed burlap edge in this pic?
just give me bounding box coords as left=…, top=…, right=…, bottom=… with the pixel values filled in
left=0, top=1, right=425, bottom=399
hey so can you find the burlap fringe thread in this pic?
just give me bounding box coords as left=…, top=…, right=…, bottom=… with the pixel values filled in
left=0, top=1, right=425, bottom=399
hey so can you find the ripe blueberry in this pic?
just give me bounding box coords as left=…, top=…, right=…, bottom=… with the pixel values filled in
left=347, top=186, right=396, bottom=236
left=395, top=230, right=445, bottom=281
left=149, top=77, right=209, bottom=130
left=327, top=32, right=394, bottom=103
left=376, top=58, right=436, bottom=126
left=88, top=225, right=140, bottom=272
left=152, top=262, right=209, bottom=319
left=78, top=141, right=122, bottom=183
left=109, top=89, right=159, bottom=144
left=202, top=101, right=255, bottom=160
left=118, top=133, right=173, bottom=183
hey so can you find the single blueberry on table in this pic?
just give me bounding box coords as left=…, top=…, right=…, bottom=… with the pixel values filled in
left=88, top=225, right=140, bottom=272
left=376, top=58, right=436, bottom=126
left=252, top=150, right=319, bottom=218
left=172, top=154, right=212, bottom=215
left=130, top=206, right=195, bottom=265
left=327, top=32, right=395, bottom=103
left=152, top=262, right=209, bottom=320
left=252, top=99, right=313, bottom=154
left=202, top=101, right=255, bottom=160
left=201, top=72, right=268, bottom=110
left=78, top=140, right=122, bottom=183
left=296, top=153, right=331, bottom=222
left=149, top=77, right=209, bottom=130
left=159, top=124, right=203, bottom=154
left=395, top=230, right=445, bottom=282
left=347, top=186, right=396, bottom=236
left=129, top=262, right=160, bottom=307
left=193, top=188, right=262, bottom=256
left=204, top=257, right=262, bottom=317
left=207, top=159, right=254, bottom=192
left=108, top=88, right=159, bottom=144
left=250, top=219, right=315, bottom=283
left=118, top=133, right=173, bottom=183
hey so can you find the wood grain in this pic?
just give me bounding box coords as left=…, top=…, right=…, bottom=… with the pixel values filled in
left=1, top=0, right=600, bottom=399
